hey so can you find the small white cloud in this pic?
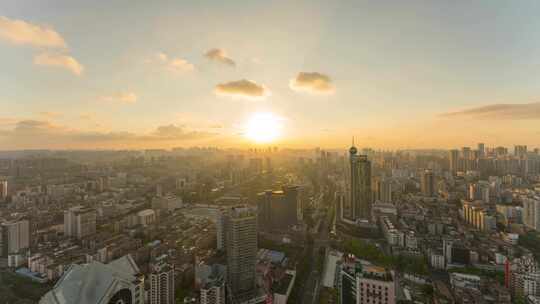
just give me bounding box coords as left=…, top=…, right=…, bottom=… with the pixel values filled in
left=168, top=58, right=194, bottom=72
left=204, top=48, right=235, bottom=66
left=215, top=79, right=270, bottom=101
left=0, top=16, right=67, bottom=48
left=33, top=52, right=84, bottom=75
left=154, top=52, right=194, bottom=72
left=290, top=72, right=335, bottom=94
left=157, top=52, right=168, bottom=62
left=100, top=92, right=137, bottom=104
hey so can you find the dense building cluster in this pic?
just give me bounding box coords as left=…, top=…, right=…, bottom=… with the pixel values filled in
left=0, top=143, right=540, bottom=304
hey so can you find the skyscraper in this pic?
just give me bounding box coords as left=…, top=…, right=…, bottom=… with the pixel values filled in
left=461, top=147, right=473, bottom=171
left=216, top=211, right=225, bottom=251
left=462, top=147, right=472, bottom=160
left=469, top=182, right=490, bottom=203
left=420, top=169, right=435, bottom=197
left=150, top=262, right=175, bottom=304
left=349, top=144, right=372, bottom=221
left=156, top=184, right=163, bottom=197
left=523, top=197, right=540, bottom=231
left=477, top=143, right=485, bottom=157
left=1, top=219, right=30, bottom=257
left=0, top=180, right=7, bottom=200
left=223, top=206, right=258, bottom=298
left=515, top=145, right=528, bottom=158
left=373, top=177, right=392, bottom=204
left=449, top=149, right=459, bottom=173
left=257, top=186, right=299, bottom=231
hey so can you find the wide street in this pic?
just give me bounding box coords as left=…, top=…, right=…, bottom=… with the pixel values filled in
left=301, top=215, right=331, bottom=304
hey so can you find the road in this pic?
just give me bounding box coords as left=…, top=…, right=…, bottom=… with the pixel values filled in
left=301, top=216, right=331, bottom=304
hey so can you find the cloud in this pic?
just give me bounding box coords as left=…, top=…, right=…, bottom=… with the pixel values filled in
left=168, top=58, right=194, bottom=72
left=33, top=52, right=84, bottom=75
left=155, top=52, right=194, bottom=72
left=290, top=72, right=335, bottom=94
left=204, top=48, right=235, bottom=66
left=0, top=120, right=217, bottom=148
left=145, top=124, right=215, bottom=141
left=100, top=92, right=137, bottom=104
left=440, top=102, right=540, bottom=120
left=0, top=16, right=66, bottom=48
left=0, top=16, right=83, bottom=76
left=215, top=79, right=270, bottom=100
left=8, top=120, right=66, bottom=136
left=175, top=112, right=225, bottom=129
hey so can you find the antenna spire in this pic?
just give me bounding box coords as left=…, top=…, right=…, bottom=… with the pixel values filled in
left=352, top=136, right=355, bottom=147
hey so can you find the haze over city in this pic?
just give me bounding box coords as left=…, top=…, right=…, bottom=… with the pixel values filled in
left=2, top=1, right=540, bottom=150
left=3, top=2, right=540, bottom=304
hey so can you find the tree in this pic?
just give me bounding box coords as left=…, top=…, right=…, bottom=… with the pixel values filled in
left=513, top=296, right=525, bottom=304
left=421, top=284, right=434, bottom=297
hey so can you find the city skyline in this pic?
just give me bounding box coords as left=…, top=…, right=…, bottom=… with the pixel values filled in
left=5, top=2, right=540, bottom=304
left=2, top=1, right=540, bottom=149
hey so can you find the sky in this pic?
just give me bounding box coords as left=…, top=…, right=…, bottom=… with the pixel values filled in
left=1, top=0, right=540, bottom=150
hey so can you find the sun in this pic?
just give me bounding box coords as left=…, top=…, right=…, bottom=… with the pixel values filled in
left=244, top=112, right=283, bottom=143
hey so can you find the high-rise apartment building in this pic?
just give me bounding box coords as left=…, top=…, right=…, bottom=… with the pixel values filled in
left=449, top=149, right=459, bottom=173
left=469, top=182, right=490, bottom=203
left=373, top=177, right=392, bottom=204
left=349, top=145, right=372, bottom=221
left=510, top=254, right=540, bottom=297
left=223, top=206, right=258, bottom=298
left=249, top=158, right=263, bottom=174
left=150, top=262, right=175, bottom=304
left=64, top=206, right=97, bottom=239
left=495, top=146, right=508, bottom=156
left=156, top=184, right=163, bottom=197
left=478, top=143, right=485, bottom=157
left=257, top=186, right=299, bottom=231
left=523, top=197, right=540, bottom=231
left=1, top=219, right=30, bottom=257
left=515, top=145, right=528, bottom=158
left=216, top=211, right=225, bottom=251
left=462, top=147, right=472, bottom=160
left=0, top=180, right=7, bottom=200
left=420, top=169, right=435, bottom=197
left=462, top=202, right=495, bottom=232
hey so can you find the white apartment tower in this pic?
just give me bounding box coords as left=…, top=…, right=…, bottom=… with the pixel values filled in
left=0, top=180, right=8, bottom=200
left=523, top=197, right=540, bottom=231
left=1, top=219, right=30, bottom=257
left=150, top=262, right=175, bottom=304
left=223, top=206, right=258, bottom=298
left=64, top=206, right=97, bottom=239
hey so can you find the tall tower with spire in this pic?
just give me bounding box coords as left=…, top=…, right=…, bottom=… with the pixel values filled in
left=349, top=139, right=372, bottom=221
